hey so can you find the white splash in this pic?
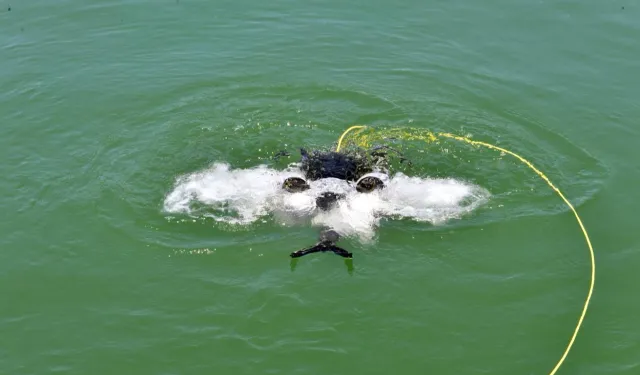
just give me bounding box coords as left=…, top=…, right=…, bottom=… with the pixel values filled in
left=163, top=162, right=490, bottom=241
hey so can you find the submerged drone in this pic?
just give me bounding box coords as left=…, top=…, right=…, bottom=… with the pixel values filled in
left=280, top=146, right=404, bottom=259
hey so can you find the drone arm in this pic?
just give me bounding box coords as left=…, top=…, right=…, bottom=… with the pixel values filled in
left=329, top=245, right=353, bottom=258
left=290, top=243, right=326, bottom=258
left=289, top=240, right=352, bottom=258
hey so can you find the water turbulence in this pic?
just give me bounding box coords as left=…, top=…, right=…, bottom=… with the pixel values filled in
left=163, top=124, right=597, bottom=375
left=163, top=129, right=491, bottom=242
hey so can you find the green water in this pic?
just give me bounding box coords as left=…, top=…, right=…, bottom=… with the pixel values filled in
left=2, top=1, right=639, bottom=374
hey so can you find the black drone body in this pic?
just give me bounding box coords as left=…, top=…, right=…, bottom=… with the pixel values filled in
left=281, top=147, right=391, bottom=259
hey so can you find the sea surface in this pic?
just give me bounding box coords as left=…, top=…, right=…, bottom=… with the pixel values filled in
left=1, top=1, right=639, bottom=374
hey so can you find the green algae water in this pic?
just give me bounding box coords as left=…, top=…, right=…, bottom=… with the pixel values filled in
left=2, top=1, right=639, bottom=374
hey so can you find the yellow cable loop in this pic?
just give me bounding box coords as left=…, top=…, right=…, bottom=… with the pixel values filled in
left=336, top=126, right=595, bottom=375
left=335, top=125, right=367, bottom=152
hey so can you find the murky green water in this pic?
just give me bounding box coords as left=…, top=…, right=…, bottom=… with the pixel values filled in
left=2, top=1, right=639, bottom=374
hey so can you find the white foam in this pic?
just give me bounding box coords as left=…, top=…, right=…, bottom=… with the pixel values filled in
left=162, top=162, right=303, bottom=224
left=163, top=163, right=490, bottom=240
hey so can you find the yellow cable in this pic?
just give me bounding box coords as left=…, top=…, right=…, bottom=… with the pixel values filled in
left=336, top=126, right=595, bottom=375
left=335, top=125, right=367, bottom=152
